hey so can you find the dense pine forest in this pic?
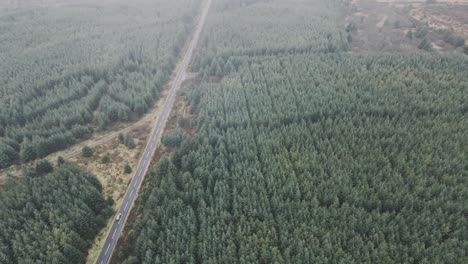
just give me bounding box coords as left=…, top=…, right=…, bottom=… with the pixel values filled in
left=0, top=163, right=112, bottom=263
left=120, top=53, right=468, bottom=263
left=192, top=0, right=349, bottom=72
left=0, top=0, right=202, bottom=168
left=1, top=0, right=467, bottom=263
left=116, top=0, right=468, bottom=263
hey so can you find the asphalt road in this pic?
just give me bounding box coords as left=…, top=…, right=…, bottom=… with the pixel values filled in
left=95, top=1, right=212, bottom=263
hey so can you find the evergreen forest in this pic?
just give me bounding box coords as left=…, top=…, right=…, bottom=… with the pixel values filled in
left=117, top=0, right=468, bottom=263
left=0, top=163, right=112, bottom=263
left=0, top=0, right=467, bottom=263
left=121, top=53, right=468, bottom=264
left=0, top=0, right=202, bottom=168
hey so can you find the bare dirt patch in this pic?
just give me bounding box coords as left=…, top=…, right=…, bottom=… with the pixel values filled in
left=410, top=2, right=468, bottom=37
left=347, top=0, right=468, bottom=53
left=83, top=123, right=152, bottom=263
left=73, top=126, right=150, bottom=199
left=346, top=0, right=419, bottom=52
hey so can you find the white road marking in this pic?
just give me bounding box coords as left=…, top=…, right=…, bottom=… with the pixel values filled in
left=105, top=244, right=111, bottom=255
left=130, top=189, right=134, bottom=196
left=112, top=229, right=117, bottom=239
left=134, top=181, right=138, bottom=188
left=124, top=202, right=129, bottom=211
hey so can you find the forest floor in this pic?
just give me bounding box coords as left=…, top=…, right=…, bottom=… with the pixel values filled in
left=347, top=0, right=468, bottom=53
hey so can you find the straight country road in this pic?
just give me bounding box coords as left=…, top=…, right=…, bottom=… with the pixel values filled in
left=95, top=0, right=212, bottom=263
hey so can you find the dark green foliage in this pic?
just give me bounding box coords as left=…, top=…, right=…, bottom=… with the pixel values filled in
left=106, top=196, right=115, bottom=207
left=122, top=256, right=139, bottom=264
left=101, top=153, right=111, bottom=164
left=346, top=22, right=357, bottom=32
left=72, top=125, right=92, bottom=139
left=418, top=38, right=433, bottom=51
left=118, top=133, right=125, bottom=143
left=126, top=138, right=136, bottom=150
left=35, top=159, right=53, bottom=174
left=414, top=24, right=429, bottom=38
left=21, top=164, right=39, bottom=178
left=119, top=133, right=136, bottom=149
left=0, top=140, right=18, bottom=168
left=453, top=36, right=464, bottom=47
left=57, top=156, right=65, bottom=166
left=406, top=30, right=413, bottom=39
left=124, top=135, right=136, bottom=149
left=81, top=146, right=93, bottom=158
left=0, top=163, right=112, bottom=263
left=161, top=129, right=184, bottom=148
left=20, top=139, right=37, bottom=163
left=440, top=28, right=465, bottom=47
left=124, top=164, right=132, bottom=174
left=124, top=53, right=468, bottom=263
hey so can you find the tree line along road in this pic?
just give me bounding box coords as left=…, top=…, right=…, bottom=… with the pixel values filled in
left=95, top=0, right=212, bottom=263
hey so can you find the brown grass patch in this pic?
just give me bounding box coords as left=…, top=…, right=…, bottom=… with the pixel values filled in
left=347, top=0, right=468, bottom=53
